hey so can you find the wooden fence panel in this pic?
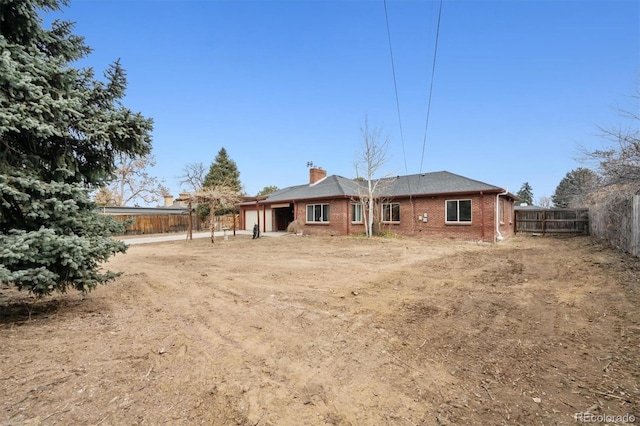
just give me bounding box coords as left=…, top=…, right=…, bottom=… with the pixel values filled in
left=634, top=195, right=640, bottom=257
left=515, top=208, right=589, bottom=235
left=107, top=214, right=239, bottom=235
left=110, top=214, right=205, bottom=235
left=589, top=195, right=639, bottom=257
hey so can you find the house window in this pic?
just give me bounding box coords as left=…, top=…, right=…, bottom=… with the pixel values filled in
left=382, top=203, right=400, bottom=223
left=351, top=203, right=362, bottom=223
left=446, top=200, right=472, bottom=223
left=306, top=203, right=329, bottom=223
left=499, top=200, right=505, bottom=224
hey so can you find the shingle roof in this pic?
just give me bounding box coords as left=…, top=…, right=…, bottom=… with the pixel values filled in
left=381, top=171, right=504, bottom=196
left=260, top=171, right=507, bottom=203
left=264, top=175, right=361, bottom=202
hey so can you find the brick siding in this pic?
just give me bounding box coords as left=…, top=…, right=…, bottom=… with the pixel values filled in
left=242, top=193, right=515, bottom=242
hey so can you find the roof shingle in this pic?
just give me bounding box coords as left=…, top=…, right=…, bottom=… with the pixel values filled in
left=261, top=171, right=506, bottom=203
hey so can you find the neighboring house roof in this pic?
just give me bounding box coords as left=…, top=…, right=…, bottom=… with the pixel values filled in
left=97, top=206, right=188, bottom=215
left=514, top=204, right=541, bottom=210
left=248, top=171, right=513, bottom=205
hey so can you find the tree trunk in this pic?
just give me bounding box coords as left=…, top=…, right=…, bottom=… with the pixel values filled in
left=210, top=201, right=215, bottom=244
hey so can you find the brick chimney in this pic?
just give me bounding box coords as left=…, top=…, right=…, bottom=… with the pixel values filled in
left=163, top=195, right=174, bottom=207
left=177, top=192, right=190, bottom=207
left=309, top=167, right=327, bottom=184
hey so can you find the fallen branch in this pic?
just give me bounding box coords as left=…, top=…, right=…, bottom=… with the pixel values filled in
left=402, top=416, right=417, bottom=426
left=41, top=402, right=70, bottom=422
left=94, top=414, right=109, bottom=426
left=559, top=398, right=576, bottom=408
left=481, top=384, right=495, bottom=401
left=144, top=365, right=153, bottom=380
left=593, top=390, right=632, bottom=403
left=578, top=385, right=633, bottom=403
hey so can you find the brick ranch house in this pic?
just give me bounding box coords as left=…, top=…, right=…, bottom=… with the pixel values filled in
left=239, top=168, right=517, bottom=242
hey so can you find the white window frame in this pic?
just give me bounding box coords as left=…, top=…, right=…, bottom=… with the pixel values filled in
left=351, top=203, right=363, bottom=223
left=508, top=200, right=513, bottom=224
left=445, top=199, right=472, bottom=224
left=306, top=203, right=329, bottom=223
left=381, top=202, right=400, bottom=223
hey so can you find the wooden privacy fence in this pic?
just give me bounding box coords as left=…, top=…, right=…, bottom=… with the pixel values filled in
left=589, top=195, right=639, bottom=257
left=110, top=214, right=205, bottom=235
left=515, top=208, right=589, bottom=235
left=108, top=214, right=239, bottom=235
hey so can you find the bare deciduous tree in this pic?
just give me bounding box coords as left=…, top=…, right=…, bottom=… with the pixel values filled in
left=180, top=184, right=241, bottom=243
left=584, top=88, right=640, bottom=193
left=536, top=195, right=552, bottom=209
left=178, top=162, right=206, bottom=193
left=96, top=153, right=169, bottom=206
left=93, top=186, right=117, bottom=207
left=354, top=117, right=390, bottom=237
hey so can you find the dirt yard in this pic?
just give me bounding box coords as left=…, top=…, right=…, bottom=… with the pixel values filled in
left=1, top=234, right=639, bottom=425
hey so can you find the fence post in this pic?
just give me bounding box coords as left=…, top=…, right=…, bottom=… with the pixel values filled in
left=633, top=195, right=640, bottom=257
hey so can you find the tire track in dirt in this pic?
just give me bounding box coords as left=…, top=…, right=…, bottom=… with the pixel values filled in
left=2, top=235, right=637, bottom=425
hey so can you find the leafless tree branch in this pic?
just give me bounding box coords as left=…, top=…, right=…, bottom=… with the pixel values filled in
left=95, top=152, right=169, bottom=206
left=178, top=162, right=206, bottom=193
left=354, top=116, right=391, bottom=237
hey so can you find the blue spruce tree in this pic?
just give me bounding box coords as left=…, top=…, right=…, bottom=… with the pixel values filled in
left=0, top=0, right=153, bottom=295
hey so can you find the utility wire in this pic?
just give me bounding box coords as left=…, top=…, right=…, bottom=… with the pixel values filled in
left=383, top=0, right=408, bottom=176
left=385, top=0, right=418, bottom=231
left=419, top=0, right=444, bottom=174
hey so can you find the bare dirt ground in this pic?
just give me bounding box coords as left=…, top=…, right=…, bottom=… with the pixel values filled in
left=1, top=234, right=639, bottom=425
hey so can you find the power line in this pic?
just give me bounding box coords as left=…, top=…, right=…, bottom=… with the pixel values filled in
left=383, top=0, right=408, bottom=176
left=420, top=0, right=444, bottom=174
left=385, top=0, right=420, bottom=231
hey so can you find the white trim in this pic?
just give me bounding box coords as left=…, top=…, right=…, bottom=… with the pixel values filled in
left=309, top=176, right=328, bottom=186
left=306, top=203, right=330, bottom=223
left=350, top=203, right=363, bottom=223
left=381, top=202, right=400, bottom=223
left=445, top=199, right=472, bottom=224
left=496, top=190, right=509, bottom=241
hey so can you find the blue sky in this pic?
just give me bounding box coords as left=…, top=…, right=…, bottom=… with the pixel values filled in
left=46, top=0, right=639, bottom=203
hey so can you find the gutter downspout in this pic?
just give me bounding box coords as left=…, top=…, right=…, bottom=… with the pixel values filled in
left=480, top=192, right=485, bottom=241
left=346, top=199, right=350, bottom=235
left=495, top=189, right=509, bottom=242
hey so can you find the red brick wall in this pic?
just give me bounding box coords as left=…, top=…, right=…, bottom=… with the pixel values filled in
left=293, top=198, right=367, bottom=236
left=296, top=193, right=514, bottom=241
left=498, top=197, right=516, bottom=240
left=242, top=193, right=515, bottom=241
left=373, top=193, right=494, bottom=241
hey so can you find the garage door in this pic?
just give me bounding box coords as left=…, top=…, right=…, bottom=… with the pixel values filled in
left=244, top=210, right=258, bottom=231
